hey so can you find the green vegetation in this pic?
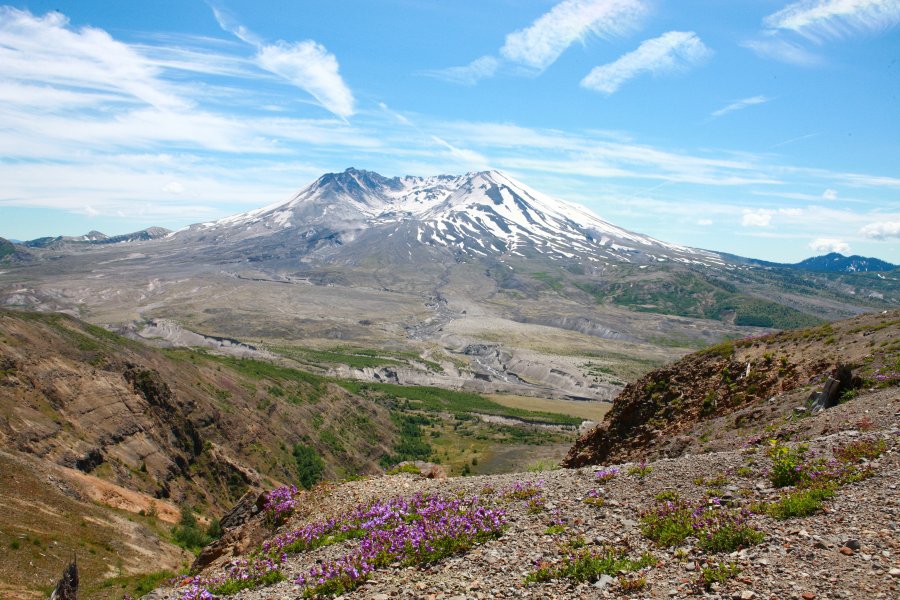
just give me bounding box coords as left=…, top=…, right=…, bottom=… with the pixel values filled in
left=578, top=270, right=822, bottom=329
left=525, top=547, right=655, bottom=584
left=96, top=570, right=178, bottom=597
left=699, top=562, right=742, bottom=589
left=386, top=463, right=422, bottom=475
left=766, top=486, right=836, bottom=519
left=341, top=381, right=581, bottom=425
left=172, top=505, right=214, bottom=554
left=381, top=413, right=433, bottom=467
left=293, top=443, right=325, bottom=489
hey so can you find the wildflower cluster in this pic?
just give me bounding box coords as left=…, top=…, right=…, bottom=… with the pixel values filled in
left=294, top=493, right=506, bottom=597
left=594, top=467, right=620, bottom=482
left=871, top=367, right=900, bottom=386
left=627, top=460, right=652, bottom=479
left=640, top=497, right=763, bottom=552
left=584, top=488, right=605, bottom=507
left=178, top=556, right=285, bottom=598
left=525, top=545, right=655, bottom=584
left=502, top=480, right=543, bottom=500
left=763, top=436, right=888, bottom=519
left=262, top=485, right=300, bottom=527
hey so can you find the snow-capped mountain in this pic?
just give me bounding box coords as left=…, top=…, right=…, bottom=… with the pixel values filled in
left=184, top=168, right=720, bottom=266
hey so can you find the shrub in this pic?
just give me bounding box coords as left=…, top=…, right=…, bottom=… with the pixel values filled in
left=293, top=444, right=325, bottom=490
left=767, top=440, right=807, bottom=488
left=172, top=505, right=211, bottom=553
left=699, top=561, right=741, bottom=590
left=386, top=463, right=421, bottom=475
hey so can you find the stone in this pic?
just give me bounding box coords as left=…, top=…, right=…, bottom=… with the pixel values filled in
left=801, top=593, right=816, bottom=600
left=843, top=539, right=861, bottom=551
left=593, top=574, right=615, bottom=590
left=889, top=567, right=900, bottom=578
left=839, top=546, right=854, bottom=556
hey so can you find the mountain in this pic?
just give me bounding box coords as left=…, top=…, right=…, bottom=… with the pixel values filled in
left=24, top=226, right=171, bottom=248
left=792, top=252, right=897, bottom=273
left=182, top=167, right=719, bottom=266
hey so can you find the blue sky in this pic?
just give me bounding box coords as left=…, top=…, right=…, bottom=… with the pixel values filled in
left=0, top=0, right=898, bottom=262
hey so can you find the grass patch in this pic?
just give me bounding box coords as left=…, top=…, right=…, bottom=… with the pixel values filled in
left=525, top=547, right=654, bottom=584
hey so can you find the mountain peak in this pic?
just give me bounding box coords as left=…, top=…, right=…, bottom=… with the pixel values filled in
left=194, top=168, right=717, bottom=264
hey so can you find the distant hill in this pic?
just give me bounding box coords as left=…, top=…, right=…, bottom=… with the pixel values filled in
left=730, top=252, right=898, bottom=274
left=792, top=252, right=897, bottom=273
left=23, top=226, right=170, bottom=248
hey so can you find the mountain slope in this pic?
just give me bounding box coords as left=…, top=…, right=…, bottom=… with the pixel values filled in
left=564, top=309, right=900, bottom=467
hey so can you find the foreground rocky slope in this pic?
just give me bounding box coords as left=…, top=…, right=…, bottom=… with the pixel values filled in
left=157, top=386, right=898, bottom=600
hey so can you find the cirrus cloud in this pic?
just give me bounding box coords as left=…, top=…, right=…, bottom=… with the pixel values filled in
left=764, top=0, right=900, bottom=42
left=580, top=31, right=712, bottom=95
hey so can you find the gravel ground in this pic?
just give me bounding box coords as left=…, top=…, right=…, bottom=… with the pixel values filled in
left=154, top=391, right=899, bottom=600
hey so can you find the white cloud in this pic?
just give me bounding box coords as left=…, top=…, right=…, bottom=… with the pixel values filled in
left=209, top=5, right=355, bottom=118
left=425, top=55, right=499, bottom=85
left=0, top=7, right=188, bottom=110
left=500, top=0, right=649, bottom=70
left=697, top=219, right=714, bottom=225
left=764, top=0, right=900, bottom=42
left=860, top=221, right=900, bottom=239
left=742, top=209, right=773, bottom=227
left=581, top=31, right=711, bottom=94
left=163, top=181, right=185, bottom=194
left=822, top=188, right=838, bottom=200
left=711, top=95, right=771, bottom=118
left=809, top=237, right=850, bottom=254
left=741, top=37, right=823, bottom=66
left=209, top=3, right=263, bottom=46
left=257, top=41, right=355, bottom=119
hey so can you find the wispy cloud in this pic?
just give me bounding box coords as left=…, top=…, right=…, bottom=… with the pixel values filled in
left=425, top=55, right=499, bottom=85
left=209, top=3, right=262, bottom=46
left=764, top=0, right=900, bottom=42
left=500, top=0, right=648, bottom=70
left=580, top=31, right=712, bottom=94
left=210, top=3, right=354, bottom=118
left=432, top=0, right=648, bottom=84
left=860, top=221, right=900, bottom=239
left=710, top=95, right=771, bottom=118
left=0, top=7, right=188, bottom=110
left=741, top=37, right=824, bottom=66
left=256, top=42, right=354, bottom=119
left=809, top=237, right=850, bottom=253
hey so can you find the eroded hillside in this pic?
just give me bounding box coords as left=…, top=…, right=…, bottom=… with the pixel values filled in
left=564, top=309, right=900, bottom=467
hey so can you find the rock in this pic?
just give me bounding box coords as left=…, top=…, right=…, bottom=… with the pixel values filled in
left=801, top=593, right=816, bottom=600
left=372, top=595, right=390, bottom=600
left=593, top=574, right=615, bottom=590
left=839, top=546, right=854, bottom=556
left=843, top=539, right=861, bottom=551
left=889, top=567, right=900, bottom=578
left=49, top=557, right=78, bottom=600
